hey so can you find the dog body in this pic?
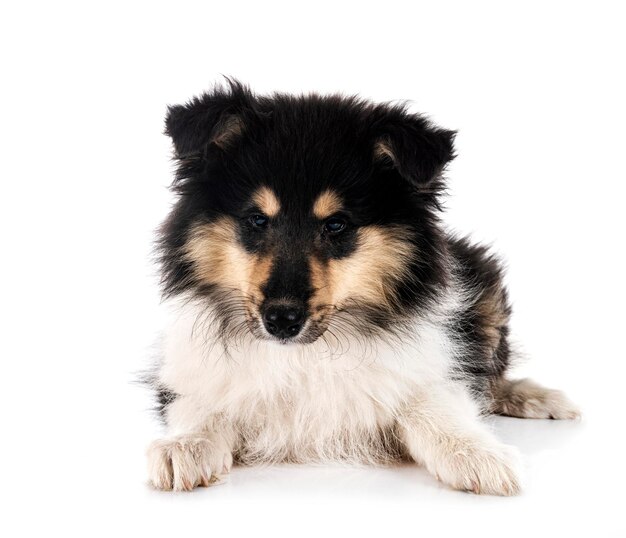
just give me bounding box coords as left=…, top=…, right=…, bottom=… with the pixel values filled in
left=147, top=82, right=579, bottom=494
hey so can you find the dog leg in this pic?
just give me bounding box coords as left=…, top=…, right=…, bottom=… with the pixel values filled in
left=147, top=431, right=234, bottom=491
left=147, top=378, right=237, bottom=491
left=396, top=384, right=522, bottom=495
left=490, top=377, right=580, bottom=419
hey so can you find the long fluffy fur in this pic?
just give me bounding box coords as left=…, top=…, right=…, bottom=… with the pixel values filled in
left=145, top=80, right=579, bottom=494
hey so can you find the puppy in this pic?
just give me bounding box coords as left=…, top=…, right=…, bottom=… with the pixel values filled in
left=146, top=80, right=579, bottom=495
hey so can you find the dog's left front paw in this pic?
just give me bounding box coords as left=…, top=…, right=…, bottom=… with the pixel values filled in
left=431, top=439, right=522, bottom=496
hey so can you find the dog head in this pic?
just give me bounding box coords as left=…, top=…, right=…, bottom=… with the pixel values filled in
left=160, top=80, right=455, bottom=345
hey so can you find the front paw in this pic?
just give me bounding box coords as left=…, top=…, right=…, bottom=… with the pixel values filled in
left=431, top=440, right=522, bottom=496
left=147, top=435, right=233, bottom=491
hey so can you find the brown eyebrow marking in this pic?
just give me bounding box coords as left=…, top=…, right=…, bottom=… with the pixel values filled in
left=252, top=187, right=281, bottom=217
left=313, top=190, right=343, bottom=219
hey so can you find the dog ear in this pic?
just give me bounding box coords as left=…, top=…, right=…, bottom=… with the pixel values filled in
left=373, top=111, right=456, bottom=186
left=165, top=79, right=251, bottom=158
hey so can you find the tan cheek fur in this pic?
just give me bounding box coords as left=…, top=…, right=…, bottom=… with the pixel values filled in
left=184, top=217, right=272, bottom=306
left=310, top=225, right=415, bottom=313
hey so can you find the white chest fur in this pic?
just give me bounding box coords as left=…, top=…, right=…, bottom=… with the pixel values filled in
left=157, top=299, right=457, bottom=463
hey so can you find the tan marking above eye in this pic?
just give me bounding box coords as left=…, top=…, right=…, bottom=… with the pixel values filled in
left=252, top=187, right=281, bottom=218
left=313, top=190, right=343, bottom=219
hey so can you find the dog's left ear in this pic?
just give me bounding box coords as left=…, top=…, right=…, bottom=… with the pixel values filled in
left=373, top=112, right=456, bottom=186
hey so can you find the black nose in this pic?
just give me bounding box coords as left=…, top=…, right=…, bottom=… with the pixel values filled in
left=262, top=303, right=305, bottom=339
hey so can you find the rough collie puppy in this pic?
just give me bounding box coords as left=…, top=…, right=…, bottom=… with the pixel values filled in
left=146, top=81, right=579, bottom=495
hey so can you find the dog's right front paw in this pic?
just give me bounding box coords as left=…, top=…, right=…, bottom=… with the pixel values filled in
left=147, top=435, right=233, bottom=491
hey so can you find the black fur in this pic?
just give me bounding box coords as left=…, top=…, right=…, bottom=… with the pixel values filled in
left=447, top=237, right=513, bottom=396
left=160, top=80, right=454, bottom=308
left=158, top=79, right=512, bottom=402
left=155, top=386, right=178, bottom=421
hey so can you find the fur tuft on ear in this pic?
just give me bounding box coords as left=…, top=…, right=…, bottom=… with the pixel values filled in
left=373, top=108, right=456, bottom=186
left=164, top=78, right=252, bottom=158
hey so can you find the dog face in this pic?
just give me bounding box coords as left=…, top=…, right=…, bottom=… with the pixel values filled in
left=160, top=81, right=455, bottom=344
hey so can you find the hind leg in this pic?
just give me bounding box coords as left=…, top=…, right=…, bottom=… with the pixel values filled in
left=491, top=378, right=580, bottom=419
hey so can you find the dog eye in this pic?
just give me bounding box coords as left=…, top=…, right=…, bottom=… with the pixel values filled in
left=324, top=217, right=347, bottom=234
left=249, top=214, right=269, bottom=228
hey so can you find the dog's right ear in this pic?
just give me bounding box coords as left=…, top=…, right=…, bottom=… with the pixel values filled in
left=165, top=80, right=252, bottom=158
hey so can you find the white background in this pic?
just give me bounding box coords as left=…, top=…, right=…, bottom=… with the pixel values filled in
left=1, top=1, right=625, bottom=536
